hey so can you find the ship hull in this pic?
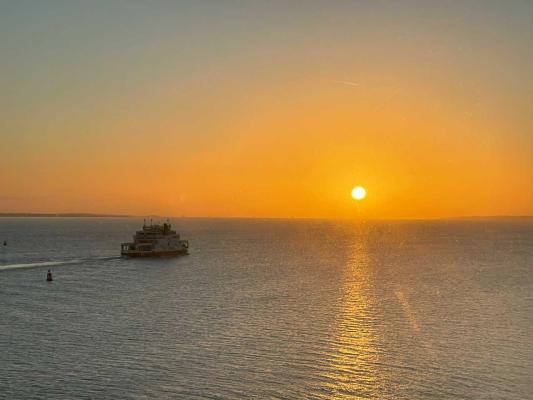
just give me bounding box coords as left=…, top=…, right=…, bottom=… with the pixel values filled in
left=121, top=249, right=188, bottom=258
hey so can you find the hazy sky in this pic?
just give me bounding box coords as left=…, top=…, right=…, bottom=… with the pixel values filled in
left=1, top=1, right=532, bottom=218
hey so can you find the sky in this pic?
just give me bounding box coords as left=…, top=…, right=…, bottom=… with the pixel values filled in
left=1, top=0, right=532, bottom=218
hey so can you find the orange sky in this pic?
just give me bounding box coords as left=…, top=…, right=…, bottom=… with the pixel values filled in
left=1, top=2, right=532, bottom=218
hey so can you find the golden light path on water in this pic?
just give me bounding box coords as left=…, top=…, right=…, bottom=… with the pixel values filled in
left=317, top=232, right=382, bottom=398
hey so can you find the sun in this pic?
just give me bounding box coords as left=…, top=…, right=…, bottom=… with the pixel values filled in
left=351, top=186, right=366, bottom=201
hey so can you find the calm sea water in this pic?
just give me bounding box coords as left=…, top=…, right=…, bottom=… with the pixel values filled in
left=0, top=217, right=532, bottom=399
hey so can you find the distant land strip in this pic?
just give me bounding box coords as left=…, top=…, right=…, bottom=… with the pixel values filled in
left=443, top=215, right=533, bottom=221
left=0, top=213, right=133, bottom=218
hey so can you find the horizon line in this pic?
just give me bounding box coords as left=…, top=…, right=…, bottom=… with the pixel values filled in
left=0, top=212, right=532, bottom=221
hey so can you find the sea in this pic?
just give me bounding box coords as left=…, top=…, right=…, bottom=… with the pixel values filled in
left=0, top=217, right=532, bottom=399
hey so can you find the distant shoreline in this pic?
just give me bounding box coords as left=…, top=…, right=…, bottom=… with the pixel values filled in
left=0, top=213, right=132, bottom=218
left=442, top=215, right=533, bottom=221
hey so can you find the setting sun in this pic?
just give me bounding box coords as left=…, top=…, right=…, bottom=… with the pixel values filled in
left=351, top=186, right=367, bottom=201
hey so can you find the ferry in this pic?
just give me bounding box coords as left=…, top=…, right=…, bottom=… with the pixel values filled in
left=121, top=220, right=189, bottom=257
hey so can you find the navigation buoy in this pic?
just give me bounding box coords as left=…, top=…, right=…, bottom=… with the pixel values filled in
left=46, top=269, right=53, bottom=282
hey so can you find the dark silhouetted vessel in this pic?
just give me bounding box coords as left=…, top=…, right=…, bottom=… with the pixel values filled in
left=121, top=221, right=189, bottom=257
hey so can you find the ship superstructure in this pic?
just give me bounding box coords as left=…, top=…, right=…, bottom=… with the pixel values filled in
left=121, top=220, right=189, bottom=257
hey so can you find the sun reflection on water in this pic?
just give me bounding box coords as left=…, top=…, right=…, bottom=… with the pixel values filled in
left=318, top=233, right=382, bottom=398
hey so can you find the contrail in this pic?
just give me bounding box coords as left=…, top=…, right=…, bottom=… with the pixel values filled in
left=332, top=80, right=360, bottom=87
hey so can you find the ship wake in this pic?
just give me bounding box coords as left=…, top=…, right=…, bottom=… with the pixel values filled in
left=0, top=256, right=120, bottom=271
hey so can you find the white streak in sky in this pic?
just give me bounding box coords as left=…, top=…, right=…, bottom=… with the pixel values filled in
left=332, top=80, right=360, bottom=87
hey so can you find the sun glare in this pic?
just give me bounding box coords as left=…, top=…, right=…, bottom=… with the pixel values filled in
left=351, top=186, right=366, bottom=201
